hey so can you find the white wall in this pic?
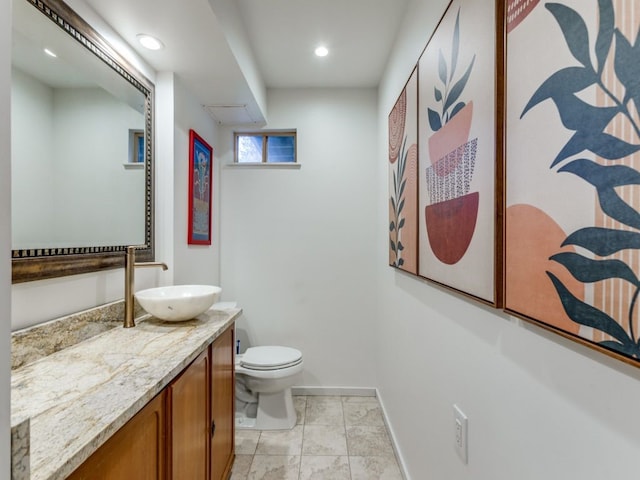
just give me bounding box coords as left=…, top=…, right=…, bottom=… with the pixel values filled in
left=154, top=72, right=176, bottom=287
left=11, top=68, right=56, bottom=246
left=220, top=88, right=378, bottom=388
left=53, top=87, right=145, bottom=246
left=1, top=0, right=11, bottom=473
left=12, top=75, right=145, bottom=249
left=207, top=0, right=267, bottom=122
left=172, top=75, right=221, bottom=286
left=376, top=1, right=640, bottom=478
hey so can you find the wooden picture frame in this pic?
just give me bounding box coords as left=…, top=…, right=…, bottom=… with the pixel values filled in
left=388, top=67, right=419, bottom=275
left=504, top=0, right=640, bottom=366
left=188, top=129, right=213, bottom=246
left=415, top=0, right=503, bottom=306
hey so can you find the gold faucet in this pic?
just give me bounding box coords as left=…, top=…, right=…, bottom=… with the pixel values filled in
left=124, top=246, right=168, bottom=328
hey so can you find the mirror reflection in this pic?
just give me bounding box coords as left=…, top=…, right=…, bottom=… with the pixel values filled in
left=11, top=0, right=148, bottom=250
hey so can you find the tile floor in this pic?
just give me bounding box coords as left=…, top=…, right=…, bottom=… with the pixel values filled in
left=231, top=395, right=404, bottom=480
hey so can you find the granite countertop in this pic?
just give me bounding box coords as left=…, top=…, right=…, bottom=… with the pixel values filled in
left=11, top=306, right=241, bottom=480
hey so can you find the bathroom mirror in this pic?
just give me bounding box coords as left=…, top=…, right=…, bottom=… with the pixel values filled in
left=11, top=0, right=155, bottom=283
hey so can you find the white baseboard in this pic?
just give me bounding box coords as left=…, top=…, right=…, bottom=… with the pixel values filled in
left=291, top=386, right=376, bottom=397
left=376, top=388, right=410, bottom=480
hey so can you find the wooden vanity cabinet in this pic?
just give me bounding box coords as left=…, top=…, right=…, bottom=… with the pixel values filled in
left=67, top=390, right=166, bottom=480
left=168, top=348, right=210, bottom=480
left=66, top=323, right=235, bottom=480
left=210, top=325, right=235, bottom=480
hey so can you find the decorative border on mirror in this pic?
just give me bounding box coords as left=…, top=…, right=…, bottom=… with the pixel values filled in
left=28, top=0, right=151, bottom=96
left=12, top=0, right=155, bottom=283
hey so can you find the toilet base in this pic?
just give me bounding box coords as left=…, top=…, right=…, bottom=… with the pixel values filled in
left=236, top=387, right=297, bottom=430
left=235, top=413, right=256, bottom=429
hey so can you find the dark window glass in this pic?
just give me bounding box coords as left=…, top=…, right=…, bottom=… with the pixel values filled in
left=267, top=136, right=295, bottom=163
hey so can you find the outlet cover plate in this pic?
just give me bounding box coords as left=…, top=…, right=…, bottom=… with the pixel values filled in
left=453, top=404, right=468, bottom=464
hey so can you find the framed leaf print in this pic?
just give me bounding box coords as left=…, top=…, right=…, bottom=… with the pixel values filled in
left=505, top=0, right=640, bottom=365
left=389, top=67, right=419, bottom=274
left=417, top=0, right=501, bottom=305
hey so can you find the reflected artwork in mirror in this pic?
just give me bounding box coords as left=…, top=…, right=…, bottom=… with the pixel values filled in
left=11, top=0, right=155, bottom=283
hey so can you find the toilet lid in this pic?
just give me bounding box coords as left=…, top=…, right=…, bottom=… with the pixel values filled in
left=240, top=346, right=302, bottom=370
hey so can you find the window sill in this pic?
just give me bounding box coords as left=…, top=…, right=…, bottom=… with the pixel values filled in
left=123, top=163, right=145, bottom=170
left=226, top=162, right=301, bottom=169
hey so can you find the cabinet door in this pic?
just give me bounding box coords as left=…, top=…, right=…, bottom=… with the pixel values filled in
left=68, top=391, right=166, bottom=480
left=211, top=325, right=235, bottom=480
left=169, top=349, right=210, bottom=480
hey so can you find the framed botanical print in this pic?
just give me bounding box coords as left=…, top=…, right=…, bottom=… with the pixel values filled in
left=417, top=0, right=500, bottom=305
left=505, top=0, right=640, bottom=364
left=389, top=67, right=419, bottom=275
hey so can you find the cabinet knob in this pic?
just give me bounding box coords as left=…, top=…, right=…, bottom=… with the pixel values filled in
left=211, top=420, right=216, bottom=438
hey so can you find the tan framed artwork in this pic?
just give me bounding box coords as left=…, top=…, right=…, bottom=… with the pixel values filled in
left=505, top=0, right=640, bottom=365
left=416, top=0, right=502, bottom=306
left=389, top=67, right=419, bottom=275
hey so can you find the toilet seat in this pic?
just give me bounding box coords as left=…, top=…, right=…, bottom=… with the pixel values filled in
left=240, top=346, right=302, bottom=371
left=234, top=345, right=304, bottom=430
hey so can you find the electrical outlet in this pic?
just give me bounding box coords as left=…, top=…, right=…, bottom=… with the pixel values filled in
left=453, top=404, right=468, bottom=464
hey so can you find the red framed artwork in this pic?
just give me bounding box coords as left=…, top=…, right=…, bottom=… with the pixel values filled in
left=188, top=129, right=213, bottom=245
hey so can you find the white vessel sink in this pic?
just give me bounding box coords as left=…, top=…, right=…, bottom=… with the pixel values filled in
left=135, top=285, right=221, bottom=321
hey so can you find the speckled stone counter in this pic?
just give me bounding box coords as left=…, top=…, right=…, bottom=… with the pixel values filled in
left=11, top=306, right=240, bottom=480
left=11, top=300, right=133, bottom=370
left=11, top=417, right=29, bottom=480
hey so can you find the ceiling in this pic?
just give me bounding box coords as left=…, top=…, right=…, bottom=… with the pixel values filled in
left=81, top=0, right=410, bottom=124
left=236, top=0, right=409, bottom=88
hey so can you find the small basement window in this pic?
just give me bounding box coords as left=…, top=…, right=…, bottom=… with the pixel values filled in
left=123, top=129, right=145, bottom=169
left=234, top=131, right=297, bottom=164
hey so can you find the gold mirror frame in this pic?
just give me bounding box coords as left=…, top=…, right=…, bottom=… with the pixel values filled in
left=11, top=0, right=155, bottom=283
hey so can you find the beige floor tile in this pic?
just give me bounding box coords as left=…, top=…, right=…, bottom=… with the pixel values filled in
left=302, top=424, right=348, bottom=455
left=349, top=456, right=403, bottom=480
left=305, top=396, right=344, bottom=425
left=294, top=396, right=307, bottom=425
left=230, top=454, right=253, bottom=480
left=346, top=425, right=395, bottom=457
left=255, top=425, right=304, bottom=455
left=344, top=402, right=385, bottom=427
left=299, top=455, right=351, bottom=480
left=234, top=395, right=404, bottom=480
left=247, top=455, right=300, bottom=480
left=236, top=430, right=261, bottom=455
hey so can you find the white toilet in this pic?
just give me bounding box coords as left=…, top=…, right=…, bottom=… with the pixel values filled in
left=235, top=346, right=303, bottom=430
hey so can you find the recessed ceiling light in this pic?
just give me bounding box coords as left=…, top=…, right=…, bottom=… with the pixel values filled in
left=314, top=46, right=329, bottom=57
left=136, top=34, right=164, bottom=51
left=43, top=48, right=57, bottom=58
